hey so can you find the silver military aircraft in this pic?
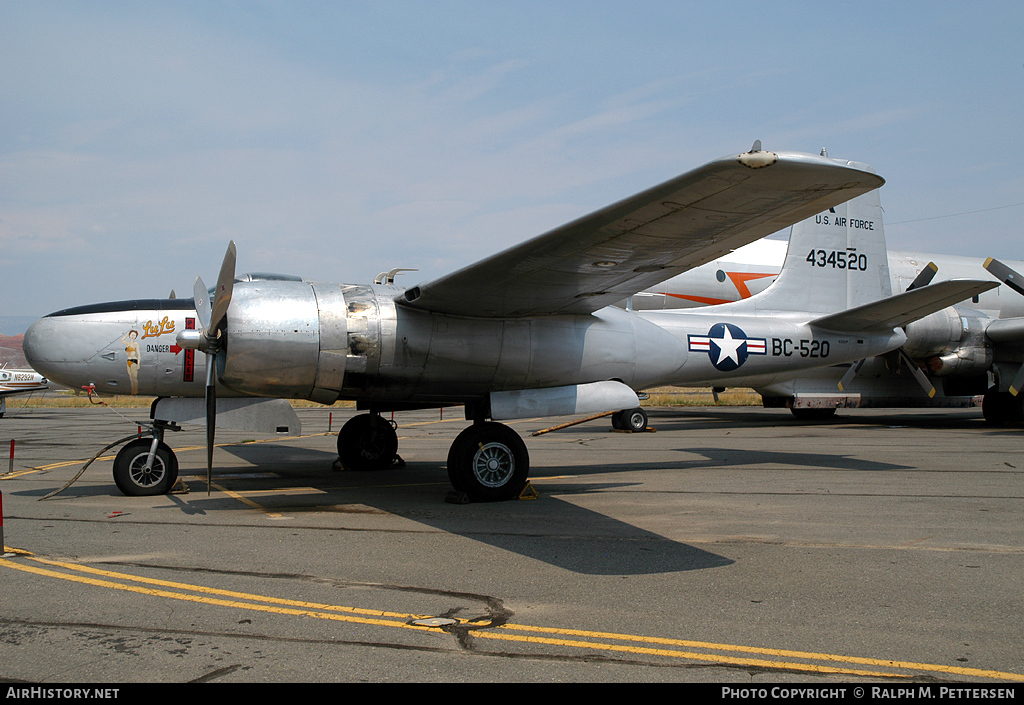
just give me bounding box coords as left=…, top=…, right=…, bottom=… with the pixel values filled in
left=0, top=366, right=49, bottom=418
left=630, top=188, right=1024, bottom=424
left=23, top=144, right=997, bottom=501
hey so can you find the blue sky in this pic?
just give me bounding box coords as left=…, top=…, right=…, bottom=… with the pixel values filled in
left=2, top=1, right=1023, bottom=317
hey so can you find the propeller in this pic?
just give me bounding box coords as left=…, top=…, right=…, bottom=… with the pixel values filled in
left=983, top=257, right=1024, bottom=394
left=895, top=348, right=936, bottom=399
left=178, top=241, right=237, bottom=494
left=905, top=261, right=938, bottom=291
left=984, top=257, right=1024, bottom=297
left=838, top=262, right=938, bottom=394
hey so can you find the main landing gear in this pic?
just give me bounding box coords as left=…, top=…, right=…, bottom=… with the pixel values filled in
left=336, top=411, right=530, bottom=502
left=982, top=386, right=1024, bottom=426
left=610, top=407, right=648, bottom=432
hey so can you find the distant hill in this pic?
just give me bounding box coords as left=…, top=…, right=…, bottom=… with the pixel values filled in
left=0, top=334, right=29, bottom=368
left=0, top=316, right=40, bottom=336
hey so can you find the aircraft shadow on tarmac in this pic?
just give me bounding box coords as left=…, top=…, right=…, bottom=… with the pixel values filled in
left=213, top=443, right=735, bottom=575
left=537, top=446, right=914, bottom=475
left=641, top=407, right=999, bottom=433
left=24, top=415, right=949, bottom=575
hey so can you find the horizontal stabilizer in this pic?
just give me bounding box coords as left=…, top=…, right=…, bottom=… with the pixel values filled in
left=811, top=279, right=998, bottom=333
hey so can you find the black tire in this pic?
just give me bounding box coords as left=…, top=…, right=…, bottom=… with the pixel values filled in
left=790, top=407, right=837, bottom=421
left=621, top=407, right=648, bottom=432
left=983, top=387, right=1005, bottom=426
left=447, top=422, right=529, bottom=502
left=610, top=410, right=625, bottom=430
left=112, top=439, right=179, bottom=496
left=337, top=413, right=399, bottom=470
left=983, top=388, right=1023, bottom=426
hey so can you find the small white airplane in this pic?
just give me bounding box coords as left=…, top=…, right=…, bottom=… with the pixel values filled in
left=631, top=188, right=1024, bottom=424
left=23, top=144, right=997, bottom=500
left=0, top=366, right=49, bottom=418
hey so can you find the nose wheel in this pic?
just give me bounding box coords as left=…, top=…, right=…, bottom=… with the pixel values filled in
left=112, top=438, right=179, bottom=496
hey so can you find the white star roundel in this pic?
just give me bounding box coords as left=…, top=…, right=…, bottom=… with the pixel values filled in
left=688, top=323, right=767, bottom=372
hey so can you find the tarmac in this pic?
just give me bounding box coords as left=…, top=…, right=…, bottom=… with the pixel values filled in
left=1, top=404, right=1022, bottom=683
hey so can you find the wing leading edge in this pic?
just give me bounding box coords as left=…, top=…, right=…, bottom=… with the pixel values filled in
left=400, top=147, right=885, bottom=318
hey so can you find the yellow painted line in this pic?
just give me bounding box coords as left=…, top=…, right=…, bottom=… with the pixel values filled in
left=5, top=432, right=333, bottom=479
left=26, top=557, right=420, bottom=620
left=496, top=623, right=1024, bottom=682
left=474, top=629, right=897, bottom=678
left=0, top=557, right=431, bottom=631
left=3, top=553, right=1022, bottom=681
left=207, top=481, right=285, bottom=518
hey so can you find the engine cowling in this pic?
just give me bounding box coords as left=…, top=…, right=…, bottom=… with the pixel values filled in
left=904, top=306, right=994, bottom=377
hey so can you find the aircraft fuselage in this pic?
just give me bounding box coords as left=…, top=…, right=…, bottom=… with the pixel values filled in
left=25, top=281, right=904, bottom=408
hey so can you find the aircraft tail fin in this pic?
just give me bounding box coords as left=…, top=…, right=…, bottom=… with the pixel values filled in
left=746, top=186, right=892, bottom=315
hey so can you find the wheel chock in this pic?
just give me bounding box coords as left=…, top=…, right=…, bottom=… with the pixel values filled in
left=169, top=478, right=190, bottom=495
left=517, top=481, right=539, bottom=500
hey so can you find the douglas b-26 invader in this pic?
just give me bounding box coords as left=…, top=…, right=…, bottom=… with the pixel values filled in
left=23, top=144, right=997, bottom=502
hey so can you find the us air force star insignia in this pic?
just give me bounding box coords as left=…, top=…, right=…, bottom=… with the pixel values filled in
left=688, top=323, right=767, bottom=372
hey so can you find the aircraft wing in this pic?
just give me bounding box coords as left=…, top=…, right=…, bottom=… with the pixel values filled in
left=810, top=279, right=999, bottom=333
left=399, top=148, right=885, bottom=318
left=985, top=317, right=1024, bottom=343
left=0, top=387, right=46, bottom=399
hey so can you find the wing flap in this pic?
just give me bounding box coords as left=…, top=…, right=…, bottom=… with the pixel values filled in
left=811, top=280, right=999, bottom=333
left=400, top=148, right=884, bottom=318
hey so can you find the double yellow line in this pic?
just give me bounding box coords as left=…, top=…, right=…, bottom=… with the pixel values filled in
left=2, top=552, right=1021, bottom=681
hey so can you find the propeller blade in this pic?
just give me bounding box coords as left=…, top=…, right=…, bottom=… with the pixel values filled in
left=206, top=351, right=216, bottom=495
left=897, top=348, right=936, bottom=399
left=837, top=358, right=866, bottom=391
left=193, top=276, right=211, bottom=330
left=1008, top=364, right=1024, bottom=397
left=984, top=258, right=1024, bottom=297
left=905, top=262, right=937, bottom=291
left=209, top=241, right=237, bottom=333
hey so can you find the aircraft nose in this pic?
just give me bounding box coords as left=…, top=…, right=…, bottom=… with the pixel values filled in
left=22, top=317, right=69, bottom=380
left=23, top=318, right=53, bottom=365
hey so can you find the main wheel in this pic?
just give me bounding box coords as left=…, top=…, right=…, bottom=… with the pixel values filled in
left=611, top=408, right=647, bottom=431
left=621, top=407, right=648, bottom=432
left=337, top=413, right=399, bottom=470
left=447, top=422, right=529, bottom=502
left=112, top=439, right=179, bottom=496
left=982, top=387, right=1023, bottom=426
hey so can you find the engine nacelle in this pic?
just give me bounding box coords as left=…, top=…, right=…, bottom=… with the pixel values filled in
left=904, top=306, right=994, bottom=377
left=220, top=280, right=323, bottom=398
left=903, top=308, right=962, bottom=358
left=220, top=281, right=400, bottom=402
